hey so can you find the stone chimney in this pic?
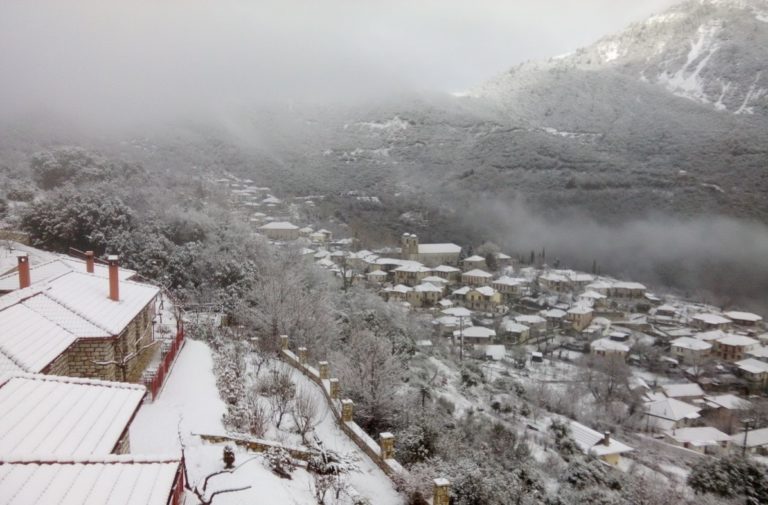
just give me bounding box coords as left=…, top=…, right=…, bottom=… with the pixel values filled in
left=17, top=255, right=30, bottom=289
left=602, top=431, right=611, bottom=446
left=318, top=361, right=329, bottom=380
left=107, top=255, right=120, bottom=301
left=380, top=432, right=395, bottom=459
left=341, top=399, right=354, bottom=422
left=329, top=378, right=340, bottom=399
left=433, top=478, right=451, bottom=505
left=85, top=250, right=95, bottom=273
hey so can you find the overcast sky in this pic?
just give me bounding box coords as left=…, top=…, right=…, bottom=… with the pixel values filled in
left=0, top=0, right=680, bottom=124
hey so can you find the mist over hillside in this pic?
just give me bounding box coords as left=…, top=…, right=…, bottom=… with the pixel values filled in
left=1, top=0, right=767, bottom=310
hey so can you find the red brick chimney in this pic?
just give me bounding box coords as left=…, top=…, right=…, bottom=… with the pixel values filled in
left=107, top=255, right=120, bottom=301
left=85, top=250, right=95, bottom=273
left=17, top=255, right=31, bottom=289
left=602, top=431, right=611, bottom=446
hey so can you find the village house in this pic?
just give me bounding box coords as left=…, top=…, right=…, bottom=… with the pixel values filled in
left=662, top=382, right=705, bottom=401
left=723, top=311, right=763, bottom=327
left=670, top=336, right=712, bottom=365
left=464, top=286, right=503, bottom=313
left=0, top=255, right=160, bottom=383
left=366, top=269, right=389, bottom=283
left=461, top=255, right=487, bottom=272
left=691, top=313, right=732, bottom=331
left=0, top=456, right=184, bottom=505
left=501, top=320, right=530, bottom=344
left=259, top=221, right=300, bottom=240
left=431, top=265, right=462, bottom=283
left=644, top=397, right=701, bottom=432
left=538, top=272, right=570, bottom=293
left=590, top=338, right=629, bottom=358
left=461, top=268, right=494, bottom=286
left=0, top=374, right=146, bottom=456
left=383, top=284, right=412, bottom=303
left=454, top=326, right=496, bottom=345
left=492, top=276, right=527, bottom=302
left=732, top=427, right=768, bottom=455
left=714, top=334, right=758, bottom=362
left=539, top=308, right=567, bottom=329
left=578, top=290, right=607, bottom=309
left=735, top=358, right=768, bottom=388
left=405, top=283, right=443, bottom=308
left=400, top=233, right=461, bottom=267
left=608, top=281, right=647, bottom=299
left=393, top=263, right=432, bottom=287
left=495, top=252, right=513, bottom=269
left=568, top=421, right=633, bottom=466
left=664, top=426, right=731, bottom=454
left=567, top=306, right=594, bottom=332
left=700, top=394, right=752, bottom=434
left=515, top=314, right=547, bottom=338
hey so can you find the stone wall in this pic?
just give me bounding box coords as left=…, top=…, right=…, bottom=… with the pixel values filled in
left=66, top=338, right=118, bottom=381
left=42, top=351, right=69, bottom=376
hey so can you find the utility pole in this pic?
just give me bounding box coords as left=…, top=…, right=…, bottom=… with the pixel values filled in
left=741, top=417, right=754, bottom=458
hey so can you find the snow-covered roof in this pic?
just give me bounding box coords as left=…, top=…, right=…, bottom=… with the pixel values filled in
left=646, top=397, right=701, bottom=422
left=540, top=272, right=569, bottom=283
left=724, top=311, right=763, bottom=323
left=695, top=329, right=728, bottom=342
left=259, top=221, right=298, bottom=230
left=732, top=427, right=768, bottom=448
left=590, top=338, right=629, bottom=353
left=501, top=321, right=529, bottom=334
left=492, top=276, right=527, bottom=286
left=417, top=243, right=461, bottom=254
left=0, top=456, right=179, bottom=505
left=702, top=394, right=751, bottom=411
left=692, top=313, right=731, bottom=325
left=367, top=270, right=388, bottom=277
left=432, top=265, right=461, bottom=273
left=568, top=421, right=633, bottom=456
left=438, top=299, right=453, bottom=308
left=496, top=252, right=511, bottom=260
left=717, top=334, right=758, bottom=347
left=747, top=346, right=768, bottom=359
left=484, top=345, right=506, bottom=361
left=735, top=358, right=768, bottom=374
left=421, top=275, right=448, bottom=284
left=568, top=306, right=593, bottom=315
left=463, top=255, right=485, bottom=262
left=670, top=337, right=712, bottom=351
left=462, top=269, right=493, bottom=278
left=579, top=290, right=606, bottom=300
left=612, top=281, right=646, bottom=290
left=0, top=305, right=78, bottom=374
left=471, top=286, right=497, bottom=297
left=0, top=271, right=158, bottom=339
left=666, top=427, right=730, bottom=447
left=415, top=283, right=443, bottom=293
left=515, top=315, right=546, bottom=325
left=455, top=326, right=496, bottom=339
left=0, top=244, right=58, bottom=277
left=387, top=284, right=412, bottom=294
left=0, top=374, right=146, bottom=457
left=0, top=257, right=135, bottom=292
left=452, top=286, right=470, bottom=296
left=540, top=309, right=567, bottom=318
left=394, top=264, right=431, bottom=273
left=662, top=382, right=704, bottom=398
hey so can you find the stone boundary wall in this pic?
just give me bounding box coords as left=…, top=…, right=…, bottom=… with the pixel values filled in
left=278, top=339, right=407, bottom=480
left=197, top=433, right=313, bottom=461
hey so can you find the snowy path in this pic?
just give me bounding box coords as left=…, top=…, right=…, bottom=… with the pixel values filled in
left=285, top=365, right=405, bottom=505
left=130, top=339, right=227, bottom=454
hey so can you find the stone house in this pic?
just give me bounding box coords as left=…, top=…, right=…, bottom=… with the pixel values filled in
left=567, top=306, right=594, bottom=332
left=670, top=337, right=712, bottom=365
left=431, top=265, right=462, bottom=283
left=454, top=326, right=496, bottom=345
left=735, top=358, right=768, bottom=388
left=609, top=282, right=647, bottom=299
left=464, top=286, right=502, bottom=312
left=723, top=311, right=763, bottom=327
left=691, top=313, right=732, bottom=331
left=461, top=269, right=493, bottom=286
left=568, top=421, right=633, bottom=466
left=0, top=255, right=160, bottom=383
left=461, top=255, right=487, bottom=272
left=393, top=264, right=432, bottom=287
left=590, top=338, right=629, bottom=358
left=492, top=276, right=527, bottom=302
left=714, top=334, right=758, bottom=362
left=400, top=233, right=461, bottom=267
left=664, top=427, right=731, bottom=454
left=259, top=221, right=300, bottom=240
left=538, top=272, right=570, bottom=293
left=644, top=397, right=701, bottom=432
left=405, top=283, right=443, bottom=308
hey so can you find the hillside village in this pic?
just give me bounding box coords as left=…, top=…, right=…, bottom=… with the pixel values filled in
left=1, top=168, right=767, bottom=505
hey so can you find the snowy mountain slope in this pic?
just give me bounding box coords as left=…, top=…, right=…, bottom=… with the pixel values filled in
left=478, top=0, right=768, bottom=115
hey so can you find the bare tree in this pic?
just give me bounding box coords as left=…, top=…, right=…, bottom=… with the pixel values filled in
left=292, top=384, right=323, bottom=444
left=578, top=354, right=632, bottom=409
left=259, top=366, right=296, bottom=429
